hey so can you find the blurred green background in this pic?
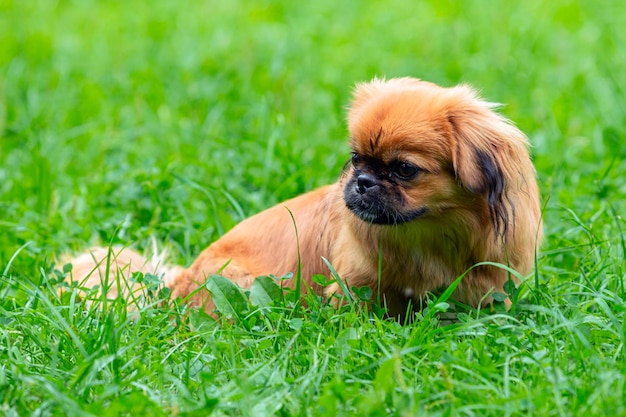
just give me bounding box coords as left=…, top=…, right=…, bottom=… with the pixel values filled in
left=1, top=0, right=624, bottom=272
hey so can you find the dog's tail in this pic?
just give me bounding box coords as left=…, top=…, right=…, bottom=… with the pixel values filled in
left=59, top=244, right=184, bottom=302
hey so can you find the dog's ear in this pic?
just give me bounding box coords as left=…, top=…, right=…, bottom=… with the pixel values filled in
left=447, top=85, right=530, bottom=237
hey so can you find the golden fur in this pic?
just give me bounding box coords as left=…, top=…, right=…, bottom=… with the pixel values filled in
left=64, top=77, right=542, bottom=317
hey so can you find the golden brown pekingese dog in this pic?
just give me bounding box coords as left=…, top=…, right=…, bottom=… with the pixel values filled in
left=65, top=77, right=543, bottom=317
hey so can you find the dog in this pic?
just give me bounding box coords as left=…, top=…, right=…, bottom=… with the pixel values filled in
left=63, top=77, right=543, bottom=318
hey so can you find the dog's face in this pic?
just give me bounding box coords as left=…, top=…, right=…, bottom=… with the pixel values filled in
left=342, top=77, right=529, bottom=234
left=343, top=148, right=431, bottom=225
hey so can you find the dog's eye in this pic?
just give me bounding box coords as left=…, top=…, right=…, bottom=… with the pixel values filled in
left=351, top=152, right=361, bottom=165
left=393, top=162, right=419, bottom=179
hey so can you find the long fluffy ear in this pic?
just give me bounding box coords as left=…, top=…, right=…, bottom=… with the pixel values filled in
left=447, top=85, right=531, bottom=238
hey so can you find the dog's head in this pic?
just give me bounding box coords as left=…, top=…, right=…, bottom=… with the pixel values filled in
left=342, top=77, right=534, bottom=237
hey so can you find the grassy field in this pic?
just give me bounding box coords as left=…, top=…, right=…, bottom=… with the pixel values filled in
left=1, top=0, right=625, bottom=415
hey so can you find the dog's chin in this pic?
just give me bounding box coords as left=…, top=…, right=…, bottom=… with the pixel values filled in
left=345, top=200, right=427, bottom=225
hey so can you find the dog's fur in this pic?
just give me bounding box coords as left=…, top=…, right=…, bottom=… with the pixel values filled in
left=64, top=77, right=542, bottom=317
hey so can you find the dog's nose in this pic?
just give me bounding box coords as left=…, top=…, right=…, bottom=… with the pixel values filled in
left=356, top=173, right=377, bottom=194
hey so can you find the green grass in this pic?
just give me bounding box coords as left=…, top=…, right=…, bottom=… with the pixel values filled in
left=1, top=0, right=625, bottom=415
